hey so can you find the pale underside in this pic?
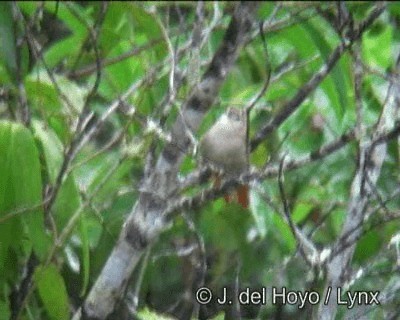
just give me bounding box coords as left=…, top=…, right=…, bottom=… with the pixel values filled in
left=200, top=112, right=248, bottom=176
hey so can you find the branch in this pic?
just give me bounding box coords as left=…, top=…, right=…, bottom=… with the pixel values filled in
left=74, top=3, right=259, bottom=319
left=44, top=2, right=107, bottom=214
left=278, top=156, right=318, bottom=266
left=67, top=38, right=164, bottom=79
left=250, top=2, right=386, bottom=151
left=318, top=7, right=396, bottom=319
left=169, top=129, right=356, bottom=217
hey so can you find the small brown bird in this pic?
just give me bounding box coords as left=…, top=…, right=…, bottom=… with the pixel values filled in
left=200, top=107, right=249, bottom=208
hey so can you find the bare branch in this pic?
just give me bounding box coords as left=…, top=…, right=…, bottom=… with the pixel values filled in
left=75, top=4, right=259, bottom=319
left=318, top=5, right=396, bottom=318
left=176, top=128, right=356, bottom=213
left=278, top=156, right=318, bottom=266
left=251, top=3, right=386, bottom=151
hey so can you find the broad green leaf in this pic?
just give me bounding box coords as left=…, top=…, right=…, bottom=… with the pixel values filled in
left=298, top=182, right=326, bottom=203
left=32, top=120, right=64, bottom=183
left=25, top=73, right=62, bottom=113
left=34, top=119, right=88, bottom=272
left=272, top=212, right=296, bottom=253
left=354, top=231, right=382, bottom=263
left=39, top=2, right=88, bottom=68
left=26, top=70, right=86, bottom=116
left=99, top=41, right=144, bottom=98
left=54, top=75, right=87, bottom=114
left=25, top=71, right=73, bottom=112
left=53, top=175, right=81, bottom=231
left=10, top=126, right=50, bottom=259
left=34, top=264, right=69, bottom=320
left=302, top=20, right=348, bottom=119
left=48, top=116, right=71, bottom=144
left=0, top=121, right=50, bottom=261
left=128, top=3, right=167, bottom=60
left=292, top=202, right=314, bottom=224
left=43, top=2, right=89, bottom=38
left=362, top=23, right=393, bottom=70
left=44, top=36, right=85, bottom=68
left=280, top=24, right=317, bottom=61
left=138, top=74, right=168, bottom=115
left=0, top=122, right=21, bottom=271
left=100, top=3, right=134, bottom=57
left=33, top=118, right=80, bottom=233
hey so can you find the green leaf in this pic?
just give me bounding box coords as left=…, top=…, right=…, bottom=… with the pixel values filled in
left=25, top=72, right=63, bottom=113
left=26, top=70, right=86, bottom=115
left=53, top=175, right=81, bottom=231
left=39, top=2, right=88, bottom=68
left=292, top=202, right=313, bottom=224
left=34, top=264, right=69, bottom=320
left=45, top=37, right=83, bottom=68
left=0, top=122, right=20, bottom=271
left=32, top=120, right=64, bottom=183
left=128, top=3, right=167, bottom=60
left=74, top=152, right=133, bottom=204
left=100, top=3, right=133, bottom=57
left=0, top=120, right=50, bottom=261
left=44, top=2, right=88, bottom=38
left=0, top=299, right=11, bottom=320
left=328, top=208, right=346, bottom=238
left=33, top=120, right=86, bottom=261
left=257, top=2, right=275, bottom=19
left=0, top=2, right=17, bottom=84
left=362, top=23, right=393, bottom=70
left=200, top=203, right=251, bottom=253
left=99, top=41, right=144, bottom=97
left=301, top=20, right=348, bottom=119
left=354, top=231, right=382, bottom=263
left=272, top=212, right=296, bottom=253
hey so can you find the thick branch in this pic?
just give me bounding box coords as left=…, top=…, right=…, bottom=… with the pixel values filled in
left=75, top=3, right=259, bottom=320
left=318, top=8, right=396, bottom=319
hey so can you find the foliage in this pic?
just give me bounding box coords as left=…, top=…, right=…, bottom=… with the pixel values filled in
left=0, top=2, right=399, bottom=320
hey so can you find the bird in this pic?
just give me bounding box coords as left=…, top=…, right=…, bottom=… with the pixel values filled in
left=200, top=107, right=249, bottom=208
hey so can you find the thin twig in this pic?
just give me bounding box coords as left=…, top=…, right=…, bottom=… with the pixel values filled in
left=278, top=155, right=313, bottom=265
left=251, top=3, right=386, bottom=151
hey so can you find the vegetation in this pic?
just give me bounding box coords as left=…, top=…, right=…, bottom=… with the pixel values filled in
left=0, top=2, right=399, bottom=319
